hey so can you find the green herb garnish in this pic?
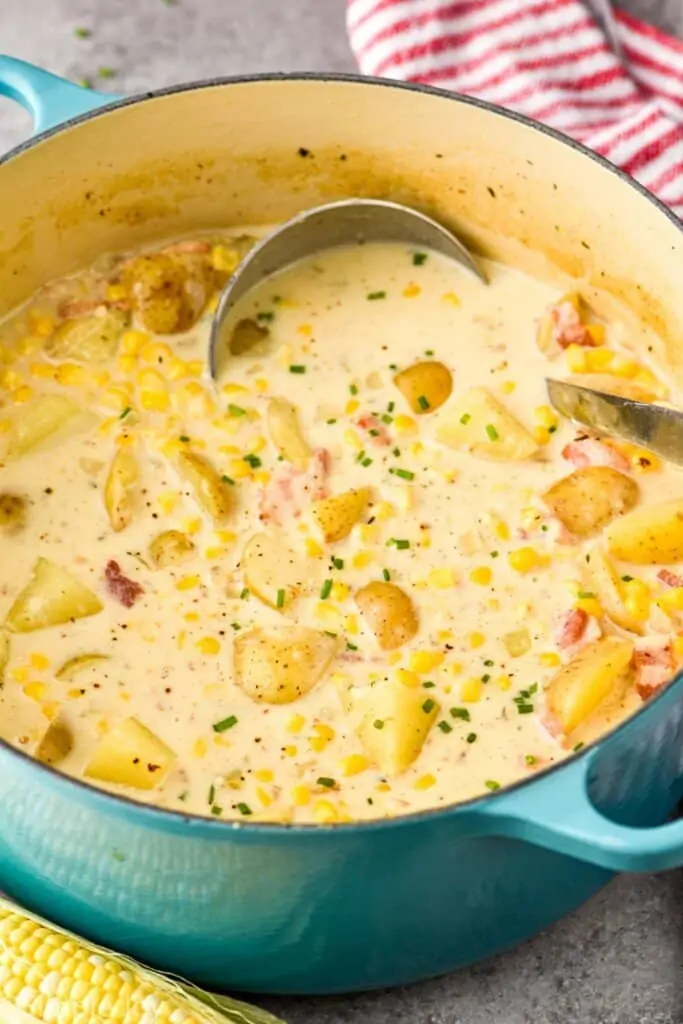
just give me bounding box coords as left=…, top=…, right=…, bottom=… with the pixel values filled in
left=460, top=413, right=471, bottom=425
left=276, top=589, right=285, bottom=608
left=417, top=395, right=430, bottom=410
left=485, top=423, right=499, bottom=441
left=236, top=803, right=253, bottom=816
left=422, top=698, right=436, bottom=714
left=320, top=579, right=333, bottom=600
left=213, top=715, right=238, bottom=733
left=332, top=557, right=344, bottom=570
left=317, top=777, right=336, bottom=788
left=289, top=364, right=307, bottom=374
left=243, top=453, right=262, bottom=468
left=389, top=467, right=415, bottom=481
left=485, top=780, right=501, bottom=791
left=450, top=707, right=470, bottom=721
left=382, top=568, right=391, bottom=581
left=228, top=403, right=247, bottom=417
left=438, top=720, right=453, bottom=734
left=119, top=406, right=132, bottom=420
left=412, top=252, right=428, bottom=266
left=367, top=290, right=387, bottom=300
left=373, top=719, right=385, bottom=730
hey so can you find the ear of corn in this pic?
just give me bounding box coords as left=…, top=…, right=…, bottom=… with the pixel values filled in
left=0, top=897, right=284, bottom=1024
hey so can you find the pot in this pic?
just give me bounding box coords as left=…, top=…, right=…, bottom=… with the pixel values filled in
left=2, top=55, right=683, bottom=997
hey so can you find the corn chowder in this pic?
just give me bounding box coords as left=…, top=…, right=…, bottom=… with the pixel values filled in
left=0, top=230, right=681, bottom=824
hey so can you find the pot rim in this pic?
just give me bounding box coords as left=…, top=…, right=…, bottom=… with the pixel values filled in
left=1, top=69, right=681, bottom=837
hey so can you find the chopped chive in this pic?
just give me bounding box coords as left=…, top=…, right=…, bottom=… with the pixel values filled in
left=485, top=780, right=501, bottom=791
left=417, top=395, right=430, bottom=410
left=490, top=550, right=499, bottom=558
left=213, top=715, right=238, bottom=733
left=346, top=641, right=359, bottom=651
left=424, top=349, right=435, bottom=356
left=381, top=414, right=393, bottom=424
left=516, top=703, right=534, bottom=714
left=236, top=802, right=252, bottom=816
left=74, top=26, right=91, bottom=37
left=389, top=468, right=415, bottom=481
left=460, top=413, right=471, bottom=425
left=573, top=741, right=585, bottom=753
left=289, top=364, right=307, bottom=374
left=221, top=475, right=235, bottom=485
left=525, top=754, right=537, bottom=765
left=356, top=450, right=367, bottom=463
left=422, top=698, right=436, bottom=714
left=485, top=423, right=499, bottom=441
left=389, top=363, right=398, bottom=371
left=621, top=575, right=633, bottom=582
left=77, top=77, right=93, bottom=89
left=373, top=719, right=385, bottom=730
left=387, top=538, right=410, bottom=550
left=361, top=457, right=373, bottom=467
left=481, top=674, right=490, bottom=683
left=326, top=418, right=337, bottom=425
left=450, top=707, right=471, bottom=721
left=179, top=435, right=190, bottom=443
left=382, top=568, right=391, bottom=581
left=412, top=252, right=428, bottom=266
left=240, top=588, right=249, bottom=599
left=367, top=290, right=387, bottom=300
left=528, top=682, right=538, bottom=695
left=332, top=557, right=344, bottom=570
left=422, top=681, right=436, bottom=689
left=466, top=732, right=477, bottom=743
left=276, top=589, right=285, bottom=608
left=211, top=805, right=223, bottom=816
left=243, top=453, right=262, bottom=468
left=484, top=659, right=494, bottom=667
left=119, top=406, right=132, bottom=420
left=98, top=66, right=116, bottom=78
left=349, top=384, right=358, bottom=395
left=228, top=403, right=247, bottom=417
left=320, top=579, right=333, bottom=600
left=317, top=777, right=336, bottom=788
left=438, top=720, right=453, bottom=734
left=230, top=621, right=242, bottom=631
left=208, top=784, right=215, bottom=805
left=368, top=428, right=380, bottom=437
left=548, top=425, right=557, bottom=434
left=178, top=790, right=189, bottom=802
left=256, top=310, right=274, bottom=322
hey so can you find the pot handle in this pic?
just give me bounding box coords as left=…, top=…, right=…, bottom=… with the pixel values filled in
left=0, top=56, right=120, bottom=135
left=479, top=753, right=683, bottom=873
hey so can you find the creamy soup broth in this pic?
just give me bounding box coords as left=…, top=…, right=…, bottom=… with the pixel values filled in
left=0, top=230, right=680, bottom=823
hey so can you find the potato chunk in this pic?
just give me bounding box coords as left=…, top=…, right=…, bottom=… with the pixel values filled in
left=5, top=394, right=89, bottom=460
left=5, top=558, right=103, bottom=633
left=175, top=450, right=232, bottom=524
left=121, top=251, right=212, bottom=334
left=355, top=581, right=419, bottom=650
left=36, top=719, right=73, bottom=767
left=267, top=397, right=312, bottom=468
left=565, top=373, right=656, bottom=403
left=586, top=546, right=643, bottom=634
left=104, top=447, right=139, bottom=532
left=84, top=717, right=176, bottom=790
left=55, top=653, right=110, bottom=680
left=339, top=679, right=439, bottom=775
left=605, top=499, right=683, bottom=564
left=546, top=636, right=634, bottom=734
left=0, top=494, right=27, bottom=532
left=45, top=308, right=128, bottom=363
left=543, top=467, right=639, bottom=538
left=234, top=627, right=338, bottom=704
left=394, top=360, right=453, bottom=414
left=242, top=531, right=315, bottom=609
left=312, top=488, right=370, bottom=543
left=149, top=530, right=196, bottom=569
left=435, top=387, right=537, bottom=461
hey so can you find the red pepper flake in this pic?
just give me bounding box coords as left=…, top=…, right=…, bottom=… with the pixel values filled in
left=104, top=559, right=144, bottom=608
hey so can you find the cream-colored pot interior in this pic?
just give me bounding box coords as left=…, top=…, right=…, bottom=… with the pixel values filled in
left=0, top=77, right=682, bottom=376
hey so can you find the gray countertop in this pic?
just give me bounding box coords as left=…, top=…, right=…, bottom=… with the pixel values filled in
left=2, top=1, right=683, bottom=1022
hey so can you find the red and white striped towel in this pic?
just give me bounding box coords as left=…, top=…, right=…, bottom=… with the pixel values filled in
left=347, top=0, right=683, bottom=218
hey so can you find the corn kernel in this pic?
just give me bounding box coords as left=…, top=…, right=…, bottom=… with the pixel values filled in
left=185, top=612, right=200, bottom=623
left=182, top=517, right=202, bottom=535
left=427, top=567, right=457, bottom=589
left=501, top=381, right=516, bottom=395
left=469, top=632, right=486, bottom=649
left=585, top=347, right=615, bottom=372
left=0, top=368, right=21, bottom=390
left=344, top=429, right=363, bottom=451
left=29, top=653, right=50, bottom=670
left=176, top=574, right=202, bottom=591
left=23, top=682, right=48, bottom=702
left=314, top=602, right=343, bottom=625
left=409, top=651, right=444, bottom=674
left=140, top=341, right=173, bottom=364
left=622, top=578, right=651, bottom=621
left=29, top=313, right=55, bottom=337
left=656, top=587, right=683, bottom=613
left=341, top=754, right=370, bottom=776
left=352, top=550, right=374, bottom=568
left=284, top=744, right=298, bottom=757
left=402, top=282, right=421, bottom=298
left=470, top=566, right=492, bottom=586
left=292, top=784, right=311, bottom=806
left=313, top=799, right=338, bottom=823
left=461, top=677, right=483, bottom=702
left=609, top=354, right=639, bottom=377
left=305, top=537, right=324, bottom=558
left=100, top=386, right=132, bottom=412
left=330, top=581, right=350, bottom=602
left=409, top=441, right=425, bottom=457
left=193, top=738, right=208, bottom=758
left=674, top=635, right=683, bottom=661
left=576, top=596, right=603, bottom=618
left=227, top=458, right=252, bottom=479
left=393, top=415, right=417, bottom=435
left=533, top=405, right=559, bottom=430
left=195, top=636, right=221, bottom=655
left=414, top=773, right=436, bottom=791
left=29, top=361, right=55, bottom=380
left=358, top=523, right=379, bottom=544
left=533, top=426, right=551, bottom=446
left=255, top=769, right=274, bottom=782
left=288, top=714, right=306, bottom=734
left=140, top=390, right=170, bottom=412
left=496, top=674, right=512, bottom=691
left=442, top=291, right=460, bottom=306
left=387, top=651, right=402, bottom=665
left=508, top=547, right=543, bottom=574
left=120, top=329, right=149, bottom=355
left=396, top=668, right=421, bottom=689
left=373, top=501, right=396, bottom=521
left=313, top=723, right=335, bottom=742
left=540, top=651, right=561, bottom=667
left=346, top=399, right=360, bottom=415
left=158, top=491, right=180, bottom=515
left=565, top=344, right=588, bottom=373
left=493, top=518, right=510, bottom=541
left=10, top=666, right=29, bottom=683
left=55, top=363, right=90, bottom=388
left=297, top=323, right=313, bottom=336
left=115, top=354, right=137, bottom=376
left=211, top=244, right=240, bottom=273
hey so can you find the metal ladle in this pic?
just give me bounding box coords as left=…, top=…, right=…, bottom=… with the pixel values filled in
left=208, top=198, right=487, bottom=379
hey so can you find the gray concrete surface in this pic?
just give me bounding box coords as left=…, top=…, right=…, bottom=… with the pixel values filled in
left=2, top=1, right=683, bottom=1022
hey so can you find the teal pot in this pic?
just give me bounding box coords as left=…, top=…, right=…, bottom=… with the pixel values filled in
left=2, top=56, right=683, bottom=996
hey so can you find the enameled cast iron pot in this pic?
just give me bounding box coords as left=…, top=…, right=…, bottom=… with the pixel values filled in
left=3, top=56, right=683, bottom=996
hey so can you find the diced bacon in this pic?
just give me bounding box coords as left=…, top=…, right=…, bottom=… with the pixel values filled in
left=657, top=569, right=683, bottom=589
left=161, top=240, right=212, bottom=255
left=259, top=448, right=330, bottom=525
left=561, top=437, right=630, bottom=473
left=58, top=298, right=129, bottom=319
left=634, top=644, right=675, bottom=700
left=555, top=608, right=589, bottom=650
left=104, top=560, right=144, bottom=608
left=551, top=300, right=595, bottom=349
left=356, top=414, right=391, bottom=446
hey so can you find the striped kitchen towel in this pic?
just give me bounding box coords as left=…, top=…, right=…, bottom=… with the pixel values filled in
left=346, top=0, right=683, bottom=218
